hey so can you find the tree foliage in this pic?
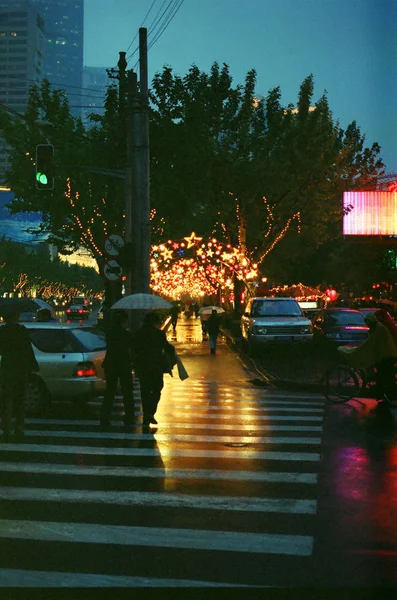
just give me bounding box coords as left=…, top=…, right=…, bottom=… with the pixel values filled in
left=0, top=237, right=102, bottom=299
left=0, top=67, right=385, bottom=282
left=0, top=80, right=126, bottom=268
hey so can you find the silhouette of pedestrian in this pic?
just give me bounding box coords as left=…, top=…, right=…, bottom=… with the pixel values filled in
left=170, top=305, right=179, bottom=330
left=0, top=309, right=39, bottom=442
left=100, top=310, right=135, bottom=428
left=133, top=312, right=175, bottom=429
left=207, top=309, right=221, bottom=355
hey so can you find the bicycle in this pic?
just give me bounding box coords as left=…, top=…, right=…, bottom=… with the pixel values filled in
left=322, top=358, right=397, bottom=405
left=322, top=361, right=367, bottom=403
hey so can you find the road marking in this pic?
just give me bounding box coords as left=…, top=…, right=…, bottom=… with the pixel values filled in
left=26, top=416, right=324, bottom=425
left=24, top=420, right=322, bottom=432
left=0, top=462, right=318, bottom=483
left=23, top=430, right=321, bottom=445
left=0, top=568, right=250, bottom=587
left=88, top=406, right=324, bottom=416
left=0, top=487, right=317, bottom=514
left=0, top=444, right=320, bottom=461
left=0, top=519, right=314, bottom=556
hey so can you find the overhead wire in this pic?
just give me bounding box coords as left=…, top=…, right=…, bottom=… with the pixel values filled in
left=125, top=0, right=158, bottom=55
left=147, top=0, right=185, bottom=51
left=126, top=0, right=169, bottom=61
left=130, top=0, right=185, bottom=70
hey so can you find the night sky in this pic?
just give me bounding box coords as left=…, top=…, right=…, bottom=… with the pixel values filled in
left=84, top=0, right=396, bottom=173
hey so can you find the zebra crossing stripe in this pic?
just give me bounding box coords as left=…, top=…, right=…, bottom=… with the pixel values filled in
left=0, top=487, right=317, bottom=514
left=87, top=406, right=324, bottom=416
left=0, top=443, right=320, bottom=461
left=0, top=519, right=314, bottom=556
left=0, top=462, right=318, bottom=483
left=24, top=419, right=323, bottom=431
left=22, top=430, right=322, bottom=444
left=89, top=401, right=325, bottom=413
left=0, top=568, right=250, bottom=587
left=26, top=416, right=324, bottom=424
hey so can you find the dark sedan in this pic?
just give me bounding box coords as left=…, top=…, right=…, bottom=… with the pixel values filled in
left=312, top=308, right=369, bottom=344
left=358, top=307, right=394, bottom=321
left=65, top=304, right=90, bottom=320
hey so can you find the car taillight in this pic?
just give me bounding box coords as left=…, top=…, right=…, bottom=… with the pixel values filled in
left=74, top=362, right=97, bottom=377
left=66, top=309, right=71, bottom=313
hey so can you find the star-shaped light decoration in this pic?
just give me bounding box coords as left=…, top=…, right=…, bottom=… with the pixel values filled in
left=184, top=232, right=203, bottom=248
left=161, top=248, right=173, bottom=260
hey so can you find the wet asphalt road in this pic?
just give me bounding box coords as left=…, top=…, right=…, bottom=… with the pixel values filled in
left=0, top=315, right=396, bottom=588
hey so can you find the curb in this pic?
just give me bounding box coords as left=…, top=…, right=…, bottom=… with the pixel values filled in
left=222, top=328, right=324, bottom=393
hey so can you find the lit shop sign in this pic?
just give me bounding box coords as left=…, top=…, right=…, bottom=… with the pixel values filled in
left=343, top=191, right=397, bottom=236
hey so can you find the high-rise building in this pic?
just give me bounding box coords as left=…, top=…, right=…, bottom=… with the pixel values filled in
left=82, top=65, right=108, bottom=124
left=0, top=0, right=45, bottom=182
left=30, top=0, right=84, bottom=116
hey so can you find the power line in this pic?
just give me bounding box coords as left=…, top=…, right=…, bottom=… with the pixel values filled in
left=125, top=0, right=158, bottom=55
left=3, top=85, right=105, bottom=100
left=148, top=0, right=185, bottom=51
left=129, top=0, right=185, bottom=70
left=126, top=0, right=169, bottom=61
left=27, top=78, right=108, bottom=96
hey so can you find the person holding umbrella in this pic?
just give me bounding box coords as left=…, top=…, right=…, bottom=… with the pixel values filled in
left=133, top=311, right=175, bottom=429
left=207, top=308, right=221, bottom=355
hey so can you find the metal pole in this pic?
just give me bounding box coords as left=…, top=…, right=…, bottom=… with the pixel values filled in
left=125, top=70, right=137, bottom=297
left=139, top=27, right=150, bottom=294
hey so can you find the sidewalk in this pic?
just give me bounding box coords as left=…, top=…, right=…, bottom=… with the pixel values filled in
left=164, top=315, right=263, bottom=386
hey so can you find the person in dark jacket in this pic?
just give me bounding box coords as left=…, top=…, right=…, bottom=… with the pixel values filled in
left=100, top=310, right=135, bottom=428
left=170, top=305, right=179, bottom=330
left=133, top=311, right=175, bottom=429
left=206, top=309, right=221, bottom=355
left=0, top=309, right=39, bottom=442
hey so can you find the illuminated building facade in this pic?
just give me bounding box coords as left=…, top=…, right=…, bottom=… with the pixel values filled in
left=0, top=0, right=45, bottom=182
left=30, top=0, right=84, bottom=116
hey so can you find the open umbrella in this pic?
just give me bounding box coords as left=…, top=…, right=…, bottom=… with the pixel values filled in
left=111, top=293, right=172, bottom=310
left=199, top=306, right=225, bottom=315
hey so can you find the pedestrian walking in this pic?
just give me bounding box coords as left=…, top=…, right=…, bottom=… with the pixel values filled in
left=193, top=302, right=200, bottom=318
left=0, top=309, right=39, bottom=442
left=100, top=310, right=135, bottom=428
left=170, top=304, right=179, bottom=331
left=133, top=311, right=175, bottom=429
left=207, top=309, right=221, bottom=355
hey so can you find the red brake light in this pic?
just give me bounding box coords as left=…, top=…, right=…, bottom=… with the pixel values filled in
left=74, top=362, right=97, bottom=377
left=78, top=309, right=83, bottom=313
left=66, top=309, right=71, bottom=313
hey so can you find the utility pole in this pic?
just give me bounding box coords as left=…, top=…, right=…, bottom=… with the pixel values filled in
left=124, top=69, right=138, bottom=296
left=130, top=27, right=150, bottom=295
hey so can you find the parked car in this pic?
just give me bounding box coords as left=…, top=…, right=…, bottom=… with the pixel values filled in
left=66, top=304, right=90, bottom=320
left=312, top=308, right=369, bottom=344
left=0, top=297, right=57, bottom=322
left=240, top=297, right=313, bottom=355
left=0, top=322, right=107, bottom=416
left=358, top=307, right=393, bottom=321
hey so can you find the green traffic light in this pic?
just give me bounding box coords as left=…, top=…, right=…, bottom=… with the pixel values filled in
left=36, top=172, right=48, bottom=185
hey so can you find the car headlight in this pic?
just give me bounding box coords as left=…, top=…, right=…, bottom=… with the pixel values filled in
left=252, top=326, right=267, bottom=334
left=300, top=325, right=313, bottom=334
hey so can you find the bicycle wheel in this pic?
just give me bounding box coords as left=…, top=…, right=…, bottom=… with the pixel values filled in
left=323, top=364, right=361, bottom=403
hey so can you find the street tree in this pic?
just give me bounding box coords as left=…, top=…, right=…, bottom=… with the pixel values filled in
left=0, top=80, right=126, bottom=271
left=150, top=65, right=385, bottom=271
